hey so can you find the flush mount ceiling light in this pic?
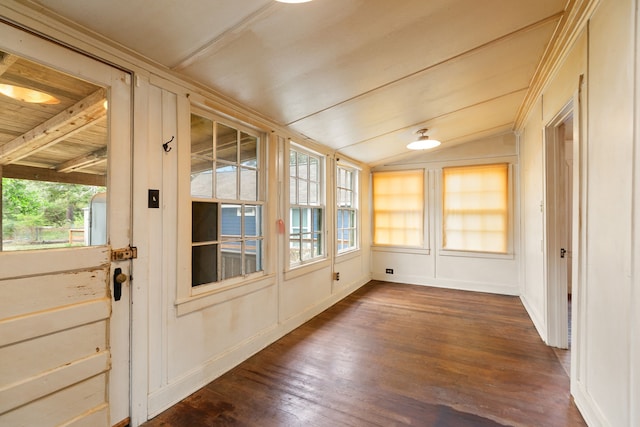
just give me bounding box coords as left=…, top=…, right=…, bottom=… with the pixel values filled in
left=276, top=0, right=312, bottom=3
left=407, top=128, right=441, bottom=150
left=0, top=83, right=60, bottom=104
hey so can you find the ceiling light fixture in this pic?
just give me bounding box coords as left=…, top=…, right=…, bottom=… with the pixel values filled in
left=275, top=0, right=312, bottom=3
left=407, top=128, right=441, bottom=150
left=0, top=83, right=60, bottom=104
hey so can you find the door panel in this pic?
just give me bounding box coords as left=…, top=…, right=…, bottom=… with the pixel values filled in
left=0, top=22, right=132, bottom=427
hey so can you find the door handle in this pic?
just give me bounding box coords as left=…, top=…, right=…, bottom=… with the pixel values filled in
left=560, top=248, right=567, bottom=258
left=113, top=267, right=128, bottom=301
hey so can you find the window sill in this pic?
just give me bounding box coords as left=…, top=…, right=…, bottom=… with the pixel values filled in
left=336, top=249, right=361, bottom=262
left=285, top=258, right=331, bottom=281
left=371, top=245, right=430, bottom=256
left=438, top=249, right=515, bottom=260
left=175, top=272, right=276, bottom=316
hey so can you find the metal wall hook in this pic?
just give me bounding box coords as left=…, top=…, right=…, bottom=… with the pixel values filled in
left=163, top=136, right=174, bottom=152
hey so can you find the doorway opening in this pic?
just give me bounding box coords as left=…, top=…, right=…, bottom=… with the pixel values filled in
left=544, top=101, right=575, bottom=367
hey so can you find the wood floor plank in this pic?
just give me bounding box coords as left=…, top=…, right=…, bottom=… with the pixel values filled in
left=143, top=281, right=586, bottom=426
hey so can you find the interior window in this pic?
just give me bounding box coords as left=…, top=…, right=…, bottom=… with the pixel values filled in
left=372, top=170, right=424, bottom=247
left=336, top=164, right=358, bottom=254
left=442, top=163, right=509, bottom=253
left=289, top=145, right=325, bottom=266
left=0, top=51, right=108, bottom=251
left=190, top=112, right=263, bottom=286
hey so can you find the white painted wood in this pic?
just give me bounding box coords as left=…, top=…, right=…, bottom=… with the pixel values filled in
left=106, top=61, right=134, bottom=427
left=0, top=269, right=108, bottom=319
left=0, top=299, right=110, bottom=347
left=130, top=74, right=151, bottom=426
left=0, top=351, right=109, bottom=414
left=0, top=22, right=133, bottom=427
left=544, top=102, right=573, bottom=349
left=0, top=321, right=106, bottom=386
left=1, top=375, right=108, bottom=427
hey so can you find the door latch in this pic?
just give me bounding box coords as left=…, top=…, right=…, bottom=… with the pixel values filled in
left=560, top=248, right=567, bottom=258
left=111, top=246, right=138, bottom=261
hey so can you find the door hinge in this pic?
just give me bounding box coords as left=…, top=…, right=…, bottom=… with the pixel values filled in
left=111, top=246, right=138, bottom=261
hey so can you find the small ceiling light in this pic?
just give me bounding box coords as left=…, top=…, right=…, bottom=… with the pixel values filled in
left=276, top=0, right=312, bottom=3
left=407, top=128, right=441, bottom=150
left=0, top=83, right=59, bottom=104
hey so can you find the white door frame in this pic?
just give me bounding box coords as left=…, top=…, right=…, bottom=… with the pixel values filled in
left=544, top=99, right=575, bottom=349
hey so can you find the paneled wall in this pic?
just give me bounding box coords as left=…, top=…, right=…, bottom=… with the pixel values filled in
left=371, top=133, right=520, bottom=296
left=520, top=0, right=639, bottom=424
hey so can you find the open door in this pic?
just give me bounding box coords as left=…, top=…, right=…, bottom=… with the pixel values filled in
left=544, top=101, right=575, bottom=350
left=0, top=23, right=132, bottom=426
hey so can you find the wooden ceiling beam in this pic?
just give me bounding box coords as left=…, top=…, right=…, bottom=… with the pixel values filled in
left=0, top=88, right=107, bottom=165
left=2, top=164, right=106, bottom=187
left=56, top=147, right=108, bottom=173
left=0, top=52, right=18, bottom=76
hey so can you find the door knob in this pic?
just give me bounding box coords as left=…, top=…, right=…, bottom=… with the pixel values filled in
left=113, top=267, right=127, bottom=301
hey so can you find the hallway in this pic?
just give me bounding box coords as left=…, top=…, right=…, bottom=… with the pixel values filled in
left=143, top=281, right=585, bottom=426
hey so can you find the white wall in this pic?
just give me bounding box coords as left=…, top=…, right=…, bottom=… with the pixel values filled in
left=137, top=83, right=372, bottom=418
left=520, top=0, right=639, bottom=424
left=371, top=133, right=520, bottom=296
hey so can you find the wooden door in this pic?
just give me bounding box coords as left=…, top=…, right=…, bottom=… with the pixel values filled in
left=0, top=23, right=132, bottom=426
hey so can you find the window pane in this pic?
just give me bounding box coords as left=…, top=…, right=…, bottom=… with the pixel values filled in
left=289, top=151, right=297, bottom=177
left=309, top=182, right=318, bottom=205
left=442, top=163, right=508, bottom=253
left=240, top=132, right=257, bottom=166
left=290, top=178, right=298, bottom=204
left=192, top=244, right=217, bottom=286
left=372, top=170, right=424, bottom=247
left=240, top=167, right=257, bottom=201
left=191, top=114, right=214, bottom=198
left=192, top=202, right=217, bottom=242
left=216, top=165, right=237, bottom=200
left=309, top=156, right=318, bottom=181
left=245, top=239, right=261, bottom=274
left=290, top=238, right=301, bottom=263
left=298, top=179, right=308, bottom=205
left=301, top=233, right=312, bottom=261
left=216, top=123, right=237, bottom=163
left=221, top=240, right=242, bottom=280
left=297, top=152, right=308, bottom=179
left=220, top=204, right=240, bottom=238
left=245, top=205, right=262, bottom=237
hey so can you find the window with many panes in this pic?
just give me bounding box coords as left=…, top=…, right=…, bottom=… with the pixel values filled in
left=372, top=170, right=424, bottom=247
left=336, top=164, right=358, bottom=253
left=442, top=163, right=509, bottom=253
left=289, top=146, right=324, bottom=266
left=190, top=112, right=263, bottom=286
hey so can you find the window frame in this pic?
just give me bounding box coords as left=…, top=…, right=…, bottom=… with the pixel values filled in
left=335, top=162, right=359, bottom=255
left=189, top=107, right=266, bottom=291
left=372, top=169, right=428, bottom=250
left=439, top=162, right=514, bottom=258
left=288, top=143, right=326, bottom=268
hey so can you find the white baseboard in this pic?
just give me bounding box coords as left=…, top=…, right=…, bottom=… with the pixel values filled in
left=370, top=273, right=519, bottom=296
left=572, top=380, right=610, bottom=427
left=519, top=294, right=547, bottom=344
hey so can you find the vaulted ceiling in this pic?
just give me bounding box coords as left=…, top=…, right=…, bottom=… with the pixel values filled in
left=11, top=0, right=569, bottom=166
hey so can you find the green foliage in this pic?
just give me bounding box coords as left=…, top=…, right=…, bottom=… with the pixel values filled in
left=2, top=178, right=104, bottom=241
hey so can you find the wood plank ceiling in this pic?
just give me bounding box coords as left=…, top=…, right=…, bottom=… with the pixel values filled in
left=5, top=0, right=569, bottom=168
left=0, top=51, right=107, bottom=185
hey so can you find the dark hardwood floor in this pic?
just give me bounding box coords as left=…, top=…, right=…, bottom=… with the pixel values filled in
left=142, top=281, right=586, bottom=427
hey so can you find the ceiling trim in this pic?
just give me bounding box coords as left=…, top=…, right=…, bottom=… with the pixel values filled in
left=172, top=2, right=284, bottom=71
left=514, top=0, right=601, bottom=130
